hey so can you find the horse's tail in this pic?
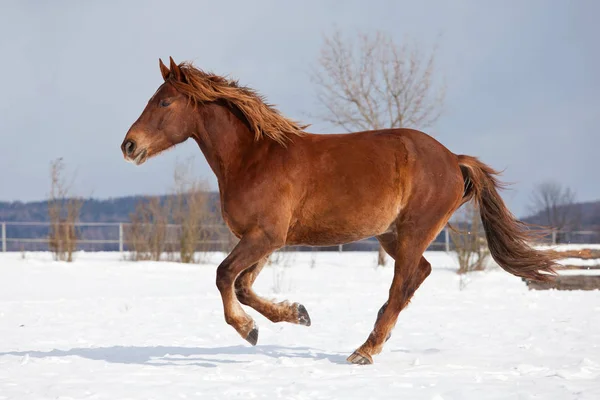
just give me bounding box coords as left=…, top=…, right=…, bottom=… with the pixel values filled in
left=457, top=155, right=559, bottom=282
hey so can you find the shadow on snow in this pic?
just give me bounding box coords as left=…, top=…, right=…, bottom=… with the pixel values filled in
left=0, top=345, right=349, bottom=368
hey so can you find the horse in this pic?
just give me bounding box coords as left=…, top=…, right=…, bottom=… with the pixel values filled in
left=121, top=57, right=558, bottom=365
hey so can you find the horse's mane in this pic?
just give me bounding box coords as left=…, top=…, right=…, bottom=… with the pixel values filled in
left=170, top=62, right=308, bottom=146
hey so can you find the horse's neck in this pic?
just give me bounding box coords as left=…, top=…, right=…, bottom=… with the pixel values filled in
left=192, top=104, right=261, bottom=188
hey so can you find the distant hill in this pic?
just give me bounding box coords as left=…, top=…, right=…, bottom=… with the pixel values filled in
left=522, top=200, right=600, bottom=231
left=0, top=194, right=221, bottom=223
left=521, top=200, right=600, bottom=244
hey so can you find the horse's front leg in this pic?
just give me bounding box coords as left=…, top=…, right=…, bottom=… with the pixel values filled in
left=215, top=230, right=282, bottom=345
left=235, top=256, right=311, bottom=326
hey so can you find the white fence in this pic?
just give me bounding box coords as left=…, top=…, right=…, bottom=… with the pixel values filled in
left=2, top=221, right=596, bottom=253
left=0, top=221, right=453, bottom=253
left=0, top=221, right=232, bottom=253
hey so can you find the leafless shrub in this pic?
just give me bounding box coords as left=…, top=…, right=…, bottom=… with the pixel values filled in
left=125, top=197, right=169, bottom=261
left=126, top=158, right=224, bottom=263
left=48, top=158, right=82, bottom=262
left=171, top=158, right=212, bottom=263
left=449, top=203, right=490, bottom=290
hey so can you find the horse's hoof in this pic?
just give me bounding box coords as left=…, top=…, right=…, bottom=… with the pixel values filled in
left=297, top=304, right=311, bottom=326
left=245, top=325, right=259, bottom=346
left=347, top=351, right=373, bottom=365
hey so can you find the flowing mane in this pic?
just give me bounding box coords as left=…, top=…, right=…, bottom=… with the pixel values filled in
left=170, top=62, right=308, bottom=145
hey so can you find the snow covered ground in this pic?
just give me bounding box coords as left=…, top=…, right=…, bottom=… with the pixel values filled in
left=0, top=250, right=599, bottom=399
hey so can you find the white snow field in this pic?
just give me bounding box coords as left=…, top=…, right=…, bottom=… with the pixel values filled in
left=0, top=250, right=599, bottom=400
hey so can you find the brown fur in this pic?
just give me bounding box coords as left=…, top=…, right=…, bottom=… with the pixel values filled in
left=121, top=58, right=560, bottom=365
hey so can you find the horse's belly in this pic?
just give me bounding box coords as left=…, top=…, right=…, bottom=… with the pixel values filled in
left=286, top=229, right=369, bottom=247
left=285, top=211, right=396, bottom=246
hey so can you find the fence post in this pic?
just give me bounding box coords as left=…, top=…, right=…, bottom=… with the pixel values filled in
left=1, top=222, right=6, bottom=252
left=338, top=244, right=343, bottom=253
left=119, top=223, right=124, bottom=253
left=551, top=230, right=557, bottom=245
left=444, top=227, right=450, bottom=252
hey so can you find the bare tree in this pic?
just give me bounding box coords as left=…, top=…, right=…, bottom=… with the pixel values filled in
left=310, top=29, right=446, bottom=265
left=449, top=203, right=490, bottom=290
left=529, top=181, right=580, bottom=243
left=48, top=158, right=82, bottom=262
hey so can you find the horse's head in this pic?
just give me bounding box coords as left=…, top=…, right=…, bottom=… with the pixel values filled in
left=121, top=57, right=192, bottom=165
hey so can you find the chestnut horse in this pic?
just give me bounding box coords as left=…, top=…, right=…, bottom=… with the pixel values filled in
left=121, top=57, right=558, bottom=365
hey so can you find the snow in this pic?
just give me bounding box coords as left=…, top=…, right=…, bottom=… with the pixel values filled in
left=1, top=250, right=599, bottom=399
left=537, top=244, right=600, bottom=252
left=556, top=269, right=600, bottom=276
left=557, top=258, right=600, bottom=268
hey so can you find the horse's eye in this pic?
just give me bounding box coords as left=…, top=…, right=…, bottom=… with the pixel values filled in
left=159, top=99, right=171, bottom=107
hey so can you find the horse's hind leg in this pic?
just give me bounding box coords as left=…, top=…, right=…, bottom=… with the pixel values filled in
left=373, top=231, right=399, bottom=341
left=375, top=256, right=430, bottom=342
left=347, top=221, right=439, bottom=365
left=234, top=256, right=311, bottom=326
left=347, top=253, right=432, bottom=365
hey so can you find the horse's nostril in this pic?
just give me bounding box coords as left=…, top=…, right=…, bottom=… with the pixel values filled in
left=124, top=140, right=136, bottom=156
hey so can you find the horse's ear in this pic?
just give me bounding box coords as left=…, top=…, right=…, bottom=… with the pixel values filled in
left=169, top=56, right=184, bottom=82
left=159, top=58, right=170, bottom=81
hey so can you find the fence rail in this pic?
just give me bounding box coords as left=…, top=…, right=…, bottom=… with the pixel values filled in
left=0, top=221, right=233, bottom=253
left=0, top=221, right=453, bottom=253
left=0, top=221, right=597, bottom=253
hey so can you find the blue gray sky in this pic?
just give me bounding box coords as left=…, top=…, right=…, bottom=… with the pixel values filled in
left=0, top=0, right=598, bottom=217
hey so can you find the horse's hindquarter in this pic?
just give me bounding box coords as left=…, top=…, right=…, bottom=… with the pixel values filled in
left=285, top=131, right=415, bottom=246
